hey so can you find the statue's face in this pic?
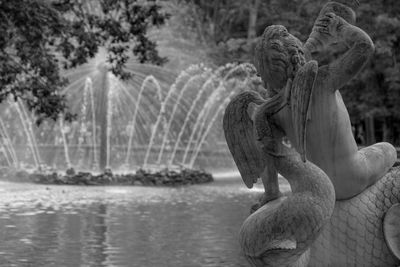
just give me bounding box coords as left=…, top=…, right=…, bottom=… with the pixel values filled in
left=255, top=25, right=306, bottom=93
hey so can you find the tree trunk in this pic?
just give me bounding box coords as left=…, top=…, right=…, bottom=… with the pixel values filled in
left=212, top=1, right=219, bottom=41
left=365, top=115, right=376, bottom=145
left=382, top=117, right=389, bottom=142
left=247, top=0, right=260, bottom=40
left=189, top=1, right=207, bottom=46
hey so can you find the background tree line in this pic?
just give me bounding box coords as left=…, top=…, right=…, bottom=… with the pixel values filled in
left=178, top=0, right=400, bottom=146
left=1, top=0, right=399, bottom=146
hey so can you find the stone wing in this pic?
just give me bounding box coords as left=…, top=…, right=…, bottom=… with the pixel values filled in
left=290, top=60, right=318, bottom=162
left=223, top=91, right=265, bottom=188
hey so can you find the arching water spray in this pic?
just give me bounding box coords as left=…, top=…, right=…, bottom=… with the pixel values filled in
left=88, top=77, right=97, bottom=168
left=188, top=90, right=238, bottom=168
left=0, top=139, right=11, bottom=167
left=157, top=71, right=210, bottom=164
left=181, top=63, right=255, bottom=166
left=18, top=101, right=42, bottom=166
left=77, top=77, right=91, bottom=166
left=13, top=101, right=39, bottom=168
left=0, top=117, right=18, bottom=167
left=0, top=121, right=12, bottom=167
left=98, top=65, right=110, bottom=170
left=168, top=65, right=233, bottom=166
left=59, top=117, right=72, bottom=168
left=180, top=88, right=223, bottom=166
left=190, top=79, right=253, bottom=166
left=105, top=73, right=120, bottom=169
left=125, top=75, right=162, bottom=165
left=190, top=95, right=222, bottom=159
left=0, top=61, right=255, bottom=172
left=142, top=65, right=202, bottom=168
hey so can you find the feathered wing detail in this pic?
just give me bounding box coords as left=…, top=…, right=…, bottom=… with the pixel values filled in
left=290, top=60, right=318, bottom=162
left=223, top=91, right=266, bottom=188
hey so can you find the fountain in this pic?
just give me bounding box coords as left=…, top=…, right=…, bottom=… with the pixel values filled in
left=0, top=51, right=259, bottom=184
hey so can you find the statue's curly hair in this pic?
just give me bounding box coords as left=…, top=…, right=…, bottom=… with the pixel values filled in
left=255, top=25, right=304, bottom=93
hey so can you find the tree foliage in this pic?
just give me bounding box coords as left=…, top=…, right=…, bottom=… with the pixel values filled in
left=0, top=0, right=169, bottom=124
left=183, top=0, right=400, bottom=144
left=340, top=0, right=400, bottom=143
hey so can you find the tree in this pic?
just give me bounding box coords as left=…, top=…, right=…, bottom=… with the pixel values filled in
left=181, top=0, right=324, bottom=65
left=0, top=0, right=169, bottom=124
left=183, top=0, right=400, bottom=145
left=340, top=0, right=400, bottom=144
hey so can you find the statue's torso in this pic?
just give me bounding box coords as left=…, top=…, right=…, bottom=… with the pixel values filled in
left=306, top=79, right=358, bottom=167
left=275, top=75, right=360, bottom=195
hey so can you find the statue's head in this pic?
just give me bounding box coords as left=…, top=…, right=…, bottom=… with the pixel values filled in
left=255, top=25, right=305, bottom=94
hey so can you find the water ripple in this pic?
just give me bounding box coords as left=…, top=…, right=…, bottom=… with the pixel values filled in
left=0, top=177, right=279, bottom=266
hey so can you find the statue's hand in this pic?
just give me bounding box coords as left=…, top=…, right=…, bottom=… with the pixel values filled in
left=306, top=12, right=349, bottom=53
left=315, top=12, right=345, bottom=39
left=253, top=80, right=291, bottom=144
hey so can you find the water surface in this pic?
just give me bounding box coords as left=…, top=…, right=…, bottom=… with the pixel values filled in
left=0, top=174, right=273, bottom=267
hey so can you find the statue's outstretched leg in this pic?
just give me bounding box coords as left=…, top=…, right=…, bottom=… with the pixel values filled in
left=357, top=142, right=396, bottom=186
left=333, top=142, right=396, bottom=199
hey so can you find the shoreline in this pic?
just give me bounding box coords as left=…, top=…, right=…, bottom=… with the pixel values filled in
left=0, top=168, right=214, bottom=187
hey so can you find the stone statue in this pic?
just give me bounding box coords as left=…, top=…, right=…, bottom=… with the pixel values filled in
left=223, top=1, right=400, bottom=266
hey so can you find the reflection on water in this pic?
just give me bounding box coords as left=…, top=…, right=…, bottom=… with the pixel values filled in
left=0, top=175, right=270, bottom=267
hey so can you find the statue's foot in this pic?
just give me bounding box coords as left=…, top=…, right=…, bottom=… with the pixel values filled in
left=250, top=192, right=282, bottom=213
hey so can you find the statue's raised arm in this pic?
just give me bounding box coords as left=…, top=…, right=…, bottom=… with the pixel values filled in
left=305, top=2, right=374, bottom=91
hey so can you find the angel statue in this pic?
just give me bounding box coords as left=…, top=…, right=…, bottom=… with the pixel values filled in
left=223, top=1, right=400, bottom=266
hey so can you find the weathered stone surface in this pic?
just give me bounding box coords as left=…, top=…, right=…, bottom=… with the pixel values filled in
left=223, top=1, right=400, bottom=266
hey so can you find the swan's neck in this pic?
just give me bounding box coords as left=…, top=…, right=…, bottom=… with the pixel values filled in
left=275, top=152, right=335, bottom=202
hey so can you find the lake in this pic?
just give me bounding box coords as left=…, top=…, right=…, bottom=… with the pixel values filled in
left=0, top=172, right=274, bottom=267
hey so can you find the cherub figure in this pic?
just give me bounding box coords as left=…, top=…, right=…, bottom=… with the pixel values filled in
left=224, top=1, right=396, bottom=203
